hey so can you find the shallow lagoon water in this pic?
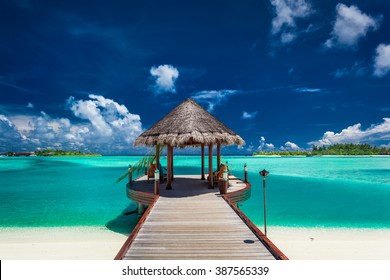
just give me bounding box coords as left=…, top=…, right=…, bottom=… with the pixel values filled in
left=0, top=156, right=389, bottom=231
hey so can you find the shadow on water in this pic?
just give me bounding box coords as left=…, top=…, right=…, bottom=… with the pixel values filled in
left=105, top=203, right=140, bottom=236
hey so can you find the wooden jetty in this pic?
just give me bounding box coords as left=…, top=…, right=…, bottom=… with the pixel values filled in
left=115, top=98, right=287, bottom=260
left=115, top=175, right=287, bottom=260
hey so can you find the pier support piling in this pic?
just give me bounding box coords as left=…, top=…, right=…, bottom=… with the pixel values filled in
left=137, top=203, right=145, bottom=216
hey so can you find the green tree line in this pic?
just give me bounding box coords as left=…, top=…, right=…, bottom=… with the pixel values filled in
left=254, top=143, right=390, bottom=156
left=35, top=149, right=100, bottom=156
left=311, top=143, right=390, bottom=155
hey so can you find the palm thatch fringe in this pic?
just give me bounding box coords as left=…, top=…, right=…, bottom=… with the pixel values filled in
left=134, top=98, right=245, bottom=148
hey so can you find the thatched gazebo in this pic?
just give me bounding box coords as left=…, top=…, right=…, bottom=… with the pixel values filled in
left=134, top=98, right=244, bottom=189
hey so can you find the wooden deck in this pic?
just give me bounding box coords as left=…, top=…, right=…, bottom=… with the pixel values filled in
left=115, top=175, right=287, bottom=260
left=126, top=175, right=251, bottom=206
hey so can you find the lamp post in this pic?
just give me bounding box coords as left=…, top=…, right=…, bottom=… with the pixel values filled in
left=259, top=169, right=269, bottom=236
left=244, top=163, right=248, bottom=183
left=154, top=169, right=160, bottom=195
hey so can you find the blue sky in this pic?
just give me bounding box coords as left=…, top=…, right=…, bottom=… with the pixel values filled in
left=0, top=0, right=389, bottom=155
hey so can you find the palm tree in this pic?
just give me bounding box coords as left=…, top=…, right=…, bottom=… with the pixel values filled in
left=115, top=146, right=164, bottom=184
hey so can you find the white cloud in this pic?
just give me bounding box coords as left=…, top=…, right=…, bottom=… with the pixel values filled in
left=246, top=145, right=255, bottom=152
left=241, top=111, right=258, bottom=119
left=265, top=143, right=275, bottom=150
left=67, top=94, right=143, bottom=148
left=0, top=115, right=26, bottom=151
left=332, top=61, right=367, bottom=78
left=0, top=95, right=143, bottom=154
left=67, top=96, right=112, bottom=136
left=27, top=102, right=34, bottom=109
left=285, top=141, right=300, bottom=150
left=270, top=0, right=314, bottom=44
left=8, top=115, right=35, bottom=133
left=280, top=32, right=296, bottom=44
left=294, top=87, right=322, bottom=93
left=150, top=64, right=179, bottom=94
left=309, top=118, right=390, bottom=146
left=325, top=4, right=381, bottom=49
left=257, top=136, right=275, bottom=151
left=191, top=89, right=241, bottom=112
left=373, top=44, right=390, bottom=77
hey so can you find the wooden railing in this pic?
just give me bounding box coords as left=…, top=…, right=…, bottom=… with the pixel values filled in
left=225, top=178, right=251, bottom=204
left=126, top=182, right=156, bottom=206
left=222, top=194, right=289, bottom=260
left=114, top=195, right=159, bottom=260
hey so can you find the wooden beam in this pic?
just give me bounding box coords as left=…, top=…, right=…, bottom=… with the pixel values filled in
left=155, top=145, right=160, bottom=182
left=201, top=144, right=205, bottom=180
left=155, top=145, right=160, bottom=168
left=208, top=143, right=213, bottom=188
left=166, top=144, right=172, bottom=190
left=217, top=142, right=221, bottom=168
left=171, top=146, right=174, bottom=181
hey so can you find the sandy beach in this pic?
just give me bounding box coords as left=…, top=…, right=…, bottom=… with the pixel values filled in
left=268, top=226, right=390, bottom=260
left=0, top=227, right=128, bottom=260
left=1, top=226, right=389, bottom=260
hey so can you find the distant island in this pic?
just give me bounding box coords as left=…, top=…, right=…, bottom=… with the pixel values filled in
left=254, top=144, right=390, bottom=156
left=1, top=149, right=101, bottom=157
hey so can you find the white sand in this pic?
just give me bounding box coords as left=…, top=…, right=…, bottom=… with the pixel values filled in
left=268, top=226, right=390, bottom=260
left=0, top=227, right=128, bottom=260
left=1, top=226, right=389, bottom=260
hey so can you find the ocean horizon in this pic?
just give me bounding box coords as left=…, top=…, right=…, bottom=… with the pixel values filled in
left=0, top=155, right=389, bottom=233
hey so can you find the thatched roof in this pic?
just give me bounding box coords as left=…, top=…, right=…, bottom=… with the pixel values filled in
left=134, top=98, right=245, bottom=148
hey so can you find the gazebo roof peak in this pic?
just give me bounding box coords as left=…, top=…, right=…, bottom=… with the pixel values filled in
left=134, top=98, right=245, bottom=148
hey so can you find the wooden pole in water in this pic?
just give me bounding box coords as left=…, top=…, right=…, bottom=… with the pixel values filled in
left=208, top=143, right=213, bottom=188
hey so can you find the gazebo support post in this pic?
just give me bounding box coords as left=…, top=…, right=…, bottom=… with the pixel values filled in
left=166, top=144, right=172, bottom=190
left=155, top=144, right=160, bottom=182
left=171, top=146, right=174, bottom=181
left=217, top=142, right=221, bottom=168
left=208, top=143, right=213, bottom=189
left=201, top=144, right=205, bottom=180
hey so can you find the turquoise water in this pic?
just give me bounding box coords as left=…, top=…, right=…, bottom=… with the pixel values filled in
left=0, top=156, right=389, bottom=231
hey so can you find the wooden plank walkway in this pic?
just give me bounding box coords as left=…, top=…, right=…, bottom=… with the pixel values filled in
left=118, top=176, right=281, bottom=260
